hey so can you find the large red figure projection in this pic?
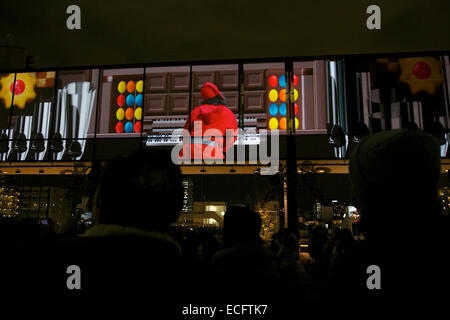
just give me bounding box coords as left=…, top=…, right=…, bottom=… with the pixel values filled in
left=182, top=82, right=237, bottom=159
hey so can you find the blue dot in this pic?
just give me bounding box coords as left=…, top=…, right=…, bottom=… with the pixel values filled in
left=269, top=103, right=278, bottom=116
left=279, top=75, right=286, bottom=88
left=279, top=103, right=287, bottom=116
left=124, top=121, right=133, bottom=133
left=126, top=94, right=134, bottom=107
left=135, top=94, right=143, bottom=107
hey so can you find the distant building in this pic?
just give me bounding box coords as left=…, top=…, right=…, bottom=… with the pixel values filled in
left=181, top=178, right=193, bottom=214
left=177, top=201, right=226, bottom=226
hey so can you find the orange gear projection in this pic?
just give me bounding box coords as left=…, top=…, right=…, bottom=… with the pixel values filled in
left=398, top=57, right=444, bottom=95
left=0, top=73, right=37, bottom=109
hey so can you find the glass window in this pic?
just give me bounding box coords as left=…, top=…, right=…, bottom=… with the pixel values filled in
left=243, top=62, right=285, bottom=134
left=191, top=64, right=239, bottom=119
left=142, top=66, right=191, bottom=159
left=97, top=68, right=144, bottom=136
left=96, top=68, right=144, bottom=159
left=50, top=69, right=99, bottom=161
left=143, top=66, right=190, bottom=137
left=0, top=73, right=12, bottom=132
left=343, top=55, right=450, bottom=157
left=0, top=72, right=13, bottom=161
left=293, top=61, right=328, bottom=134
left=2, top=72, right=56, bottom=161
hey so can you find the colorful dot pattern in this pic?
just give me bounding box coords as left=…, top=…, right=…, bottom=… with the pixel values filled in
left=116, top=80, right=143, bottom=133
left=267, top=73, right=300, bottom=131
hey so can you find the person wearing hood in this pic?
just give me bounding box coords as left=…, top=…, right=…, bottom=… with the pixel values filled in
left=181, top=82, right=237, bottom=160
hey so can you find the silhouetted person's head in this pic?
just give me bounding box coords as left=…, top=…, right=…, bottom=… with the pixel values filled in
left=349, top=130, right=441, bottom=234
left=280, top=230, right=297, bottom=248
left=338, top=228, right=355, bottom=248
left=223, top=206, right=262, bottom=246
left=93, top=148, right=183, bottom=232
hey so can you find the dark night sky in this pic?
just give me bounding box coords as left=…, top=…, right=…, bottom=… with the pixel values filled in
left=0, top=0, right=449, bottom=69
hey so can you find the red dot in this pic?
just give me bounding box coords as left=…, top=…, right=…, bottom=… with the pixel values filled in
left=413, top=62, right=431, bottom=79
left=293, top=74, right=298, bottom=86
left=117, top=95, right=125, bottom=107
left=10, top=80, right=25, bottom=95
left=115, top=122, right=124, bottom=133
left=268, top=75, right=278, bottom=88
left=294, top=103, right=299, bottom=115
left=134, top=121, right=141, bottom=133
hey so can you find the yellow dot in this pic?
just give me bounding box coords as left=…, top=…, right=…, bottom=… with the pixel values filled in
left=116, top=108, right=125, bottom=121
left=118, top=81, right=126, bottom=93
left=286, top=117, right=300, bottom=130
left=294, top=89, right=299, bottom=101
left=136, top=80, right=144, bottom=93
left=269, top=117, right=278, bottom=130
left=135, top=107, right=142, bottom=120
left=269, top=89, right=278, bottom=102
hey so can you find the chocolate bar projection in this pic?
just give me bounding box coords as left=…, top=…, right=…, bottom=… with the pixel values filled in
left=29, top=102, right=51, bottom=160
left=50, top=82, right=96, bottom=160
left=8, top=116, right=33, bottom=161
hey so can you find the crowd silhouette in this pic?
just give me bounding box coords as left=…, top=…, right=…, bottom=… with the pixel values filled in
left=2, top=129, right=450, bottom=315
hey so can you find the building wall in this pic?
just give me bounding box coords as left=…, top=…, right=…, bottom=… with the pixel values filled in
left=1, top=1, right=449, bottom=69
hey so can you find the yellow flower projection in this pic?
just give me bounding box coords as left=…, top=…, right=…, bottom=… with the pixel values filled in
left=398, top=57, right=444, bottom=95
left=0, top=73, right=37, bottom=109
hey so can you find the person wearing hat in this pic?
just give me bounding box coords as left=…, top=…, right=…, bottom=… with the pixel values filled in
left=328, top=129, right=450, bottom=309
left=182, top=82, right=237, bottom=159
